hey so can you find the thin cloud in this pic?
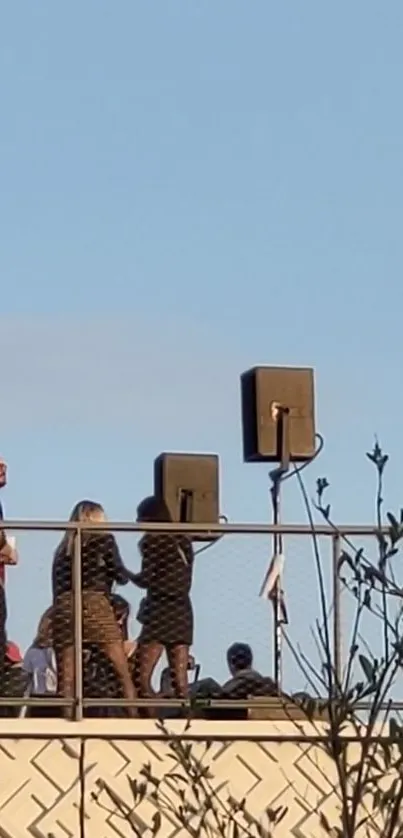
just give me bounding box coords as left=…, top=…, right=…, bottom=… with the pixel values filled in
left=0, top=314, right=245, bottom=434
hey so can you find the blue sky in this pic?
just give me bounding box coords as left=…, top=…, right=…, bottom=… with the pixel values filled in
left=1, top=2, right=403, bottom=689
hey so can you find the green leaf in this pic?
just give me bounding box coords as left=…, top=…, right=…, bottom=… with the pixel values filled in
left=266, top=807, right=278, bottom=823
left=359, top=654, right=375, bottom=682
left=387, top=512, right=399, bottom=530
left=276, top=806, right=288, bottom=825
left=128, top=777, right=139, bottom=802
left=316, top=477, right=329, bottom=495
left=169, top=772, right=188, bottom=784
left=363, top=589, right=372, bottom=608
left=191, top=781, right=201, bottom=803
left=380, top=778, right=399, bottom=806
left=389, top=717, right=401, bottom=739
left=319, top=812, right=332, bottom=833
left=152, top=811, right=162, bottom=837
left=340, top=551, right=356, bottom=572
left=380, top=742, right=392, bottom=770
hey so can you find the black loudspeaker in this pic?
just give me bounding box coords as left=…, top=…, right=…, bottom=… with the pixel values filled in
left=241, top=366, right=315, bottom=463
left=154, top=453, right=219, bottom=541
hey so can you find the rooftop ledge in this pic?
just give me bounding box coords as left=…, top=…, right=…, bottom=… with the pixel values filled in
left=0, top=716, right=327, bottom=741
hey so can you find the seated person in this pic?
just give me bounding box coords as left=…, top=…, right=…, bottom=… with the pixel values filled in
left=159, top=655, right=196, bottom=694
left=159, top=657, right=224, bottom=720
left=208, top=643, right=275, bottom=721
left=22, top=609, right=58, bottom=717
left=222, top=643, right=264, bottom=696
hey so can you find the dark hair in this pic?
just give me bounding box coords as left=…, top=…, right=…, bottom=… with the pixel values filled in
left=227, top=642, right=253, bottom=672
left=136, top=495, right=172, bottom=523
left=33, top=607, right=54, bottom=648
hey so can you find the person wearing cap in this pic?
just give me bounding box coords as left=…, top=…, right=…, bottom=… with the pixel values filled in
left=0, top=459, right=18, bottom=705
left=6, top=641, right=22, bottom=665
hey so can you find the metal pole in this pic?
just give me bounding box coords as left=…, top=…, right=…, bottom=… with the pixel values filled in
left=272, top=480, right=283, bottom=691
left=332, top=533, right=342, bottom=688
left=73, top=525, right=83, bottom=722
left=270, top=405, right=290, bottom=693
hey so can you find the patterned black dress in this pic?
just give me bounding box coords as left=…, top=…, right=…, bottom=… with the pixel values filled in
left=52, top=532, right=130, bottom=650
left=136, top=534, right=194, bottom=648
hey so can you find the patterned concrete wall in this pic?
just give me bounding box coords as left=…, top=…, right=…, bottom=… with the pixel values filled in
left=0, top=718, right=378, bottom=838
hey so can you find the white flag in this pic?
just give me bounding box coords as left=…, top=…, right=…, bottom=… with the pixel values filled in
left=259, top=553, right=285, bottom=598
left=260, top=552, right=288, bottom=624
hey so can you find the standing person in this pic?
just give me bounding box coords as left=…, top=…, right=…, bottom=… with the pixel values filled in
left=133, top=496, right=194, bottom=705
left=0, top=459, right=18, bottom=705
left=52, top=500, right=138, bottom=718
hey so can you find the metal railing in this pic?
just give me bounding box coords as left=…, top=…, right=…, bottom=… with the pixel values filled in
left=0, top=518, right=392, bottom=721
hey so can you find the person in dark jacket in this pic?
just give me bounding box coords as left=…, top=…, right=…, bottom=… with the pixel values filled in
left=52, top=499, right=138, bottom=717
left=133, top=496, right=194, bottom=703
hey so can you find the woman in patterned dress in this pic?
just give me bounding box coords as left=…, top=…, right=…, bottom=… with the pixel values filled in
left=52, top=500, right=138, bottom=717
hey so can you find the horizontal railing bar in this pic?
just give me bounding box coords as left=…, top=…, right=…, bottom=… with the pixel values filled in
left=75, top=698, right=403, bottom=711
left=2, top=697, right=403, bottom=711
left=0, top=519, right=392, bottom=536
left=0, top=697, right=73, bottom=706
left=0, top=697, right=274, bottom=708
left=83, top=698, right=262, bottom=708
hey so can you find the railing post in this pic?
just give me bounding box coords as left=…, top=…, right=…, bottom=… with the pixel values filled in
left=332, top=533, right=342, bottom=689
left=73, top=524, right=83, bottom=721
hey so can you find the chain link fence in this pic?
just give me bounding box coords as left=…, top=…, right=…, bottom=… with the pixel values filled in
left=0, top=518, right=398, bottom=719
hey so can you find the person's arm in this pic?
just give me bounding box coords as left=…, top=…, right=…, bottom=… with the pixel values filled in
left=105, top=533, right=142, bottom=587
left=130, top=537, right=154, bottom=589
left=103, top=534, right=129, bottom=586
